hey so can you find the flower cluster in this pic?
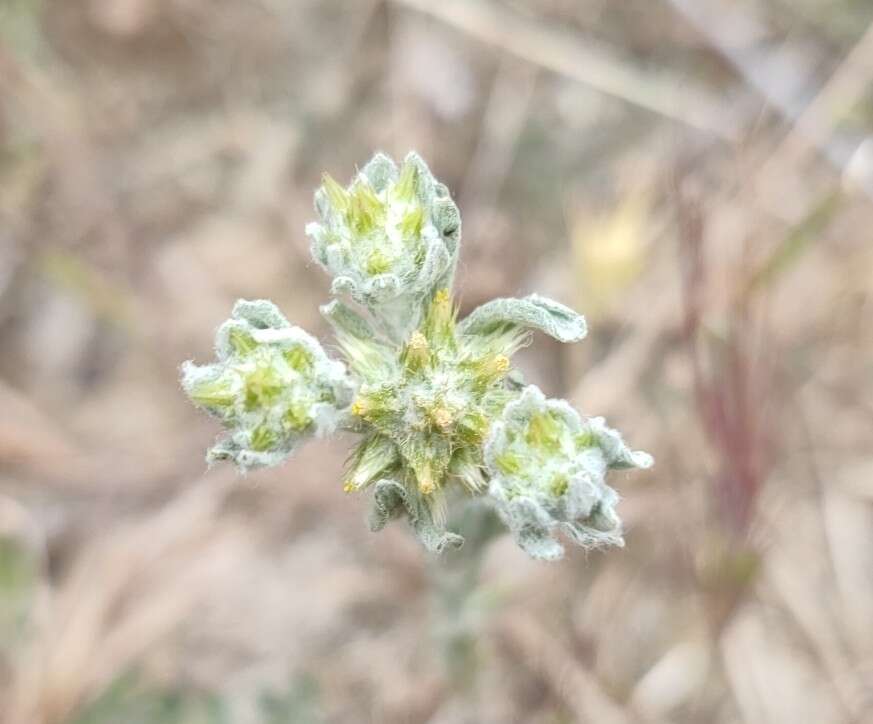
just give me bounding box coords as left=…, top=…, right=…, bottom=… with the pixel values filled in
left=306, top=152, right=460, bottom=338
left=181, top=151, right=652, bottom=560
left=485, top=386, right=652, bottom=560
left=181, top=300, right=354, bottom=470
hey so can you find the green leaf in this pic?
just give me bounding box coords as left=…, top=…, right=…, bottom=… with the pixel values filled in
left=319, top=299, right=376, bottom=341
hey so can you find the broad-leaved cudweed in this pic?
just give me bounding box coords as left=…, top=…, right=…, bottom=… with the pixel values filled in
left=181, top=151, right=652, bottom=559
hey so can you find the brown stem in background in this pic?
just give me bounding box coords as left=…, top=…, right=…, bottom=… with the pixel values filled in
left=673, top=163, right=768, bottom=535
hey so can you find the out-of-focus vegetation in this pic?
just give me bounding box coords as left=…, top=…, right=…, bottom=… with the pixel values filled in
left=2, top=1, right=873, bottom=722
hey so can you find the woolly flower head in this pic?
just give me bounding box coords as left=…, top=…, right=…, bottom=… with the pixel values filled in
left=343, top=289, right=515, bottom=497
left=485, top=385, right=653, bottom=560
left=306, top=152, right=460, bottom=332
left=327, top=289, right=589, bottom=553
left=181, top=150, right=652, bottom=561
left=181, top=300, right=354, bottom=470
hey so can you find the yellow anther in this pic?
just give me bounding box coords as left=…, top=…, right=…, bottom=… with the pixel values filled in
left=475, top=354, right=511, bottom=385
left=351, top=398, right=368, bottom=417
left=431, top=406, right=453, bottom=431
left=415, top=459, right=437, bottom=495
left=492, top=354, right=510, bottom=374
left=404, top=330, right=430, bottom=370
left=409, top=330, right=428, bottom=352
left=343, top=480, right=356, bottom=493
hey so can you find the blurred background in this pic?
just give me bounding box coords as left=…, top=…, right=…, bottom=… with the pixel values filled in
left=2, top=0, right=873, bottom=722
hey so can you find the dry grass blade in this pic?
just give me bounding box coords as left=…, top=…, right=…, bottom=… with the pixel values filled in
left=391, top=0, right=739, bottom=139
left=667, top=0, right=873, bottom=199
left=757, top=18, right=873, bottom=192
left=5, top=475, right=244, bottom=724
left=498, top=614, right=649, bottom=724
left=459, top=57, right=537, bottom=239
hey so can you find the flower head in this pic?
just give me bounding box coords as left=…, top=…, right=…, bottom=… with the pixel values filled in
left=341, top=289, right=519, bottom=495
left=182, top=151, right=652, bottom=561
left=181, top=300, right=354, bottom=471
left=327, top=288, right=524, bottom=551
left=306, top=152, right=460, bottom=335
left=485, top=385, right=653, bottom=560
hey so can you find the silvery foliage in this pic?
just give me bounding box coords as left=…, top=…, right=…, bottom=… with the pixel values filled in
left=181, top=151, right=652, bottom=560
left=485, top=386, right=653, bottom=560
left=458, top=294, right=587, bottom=343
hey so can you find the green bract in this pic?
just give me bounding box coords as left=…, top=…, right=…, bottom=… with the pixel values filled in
left=181, top=300, right=354, bottom=470
left=485, top=385, right=653, bottom=560
left=181, top=151, right=652, bottom=560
